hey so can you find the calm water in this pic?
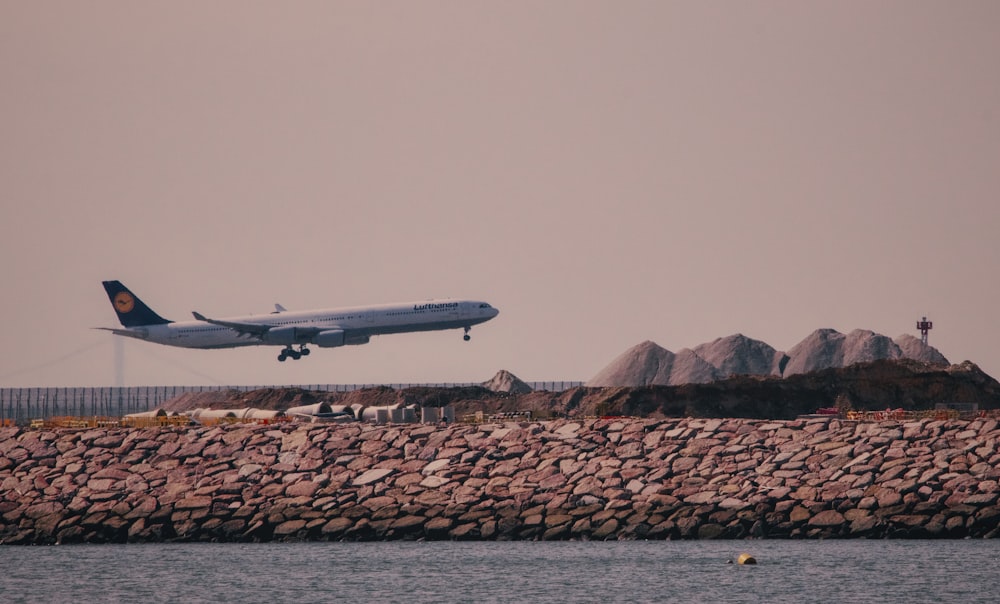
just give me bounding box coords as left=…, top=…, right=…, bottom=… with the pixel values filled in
left=1, top=540, right=997, bottom=603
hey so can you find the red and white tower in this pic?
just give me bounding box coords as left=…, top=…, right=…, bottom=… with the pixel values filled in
left=916, top=316, right=933, bottom=346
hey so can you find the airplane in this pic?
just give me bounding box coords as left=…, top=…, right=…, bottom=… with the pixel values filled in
left=98, top=280, right=499, bottom=362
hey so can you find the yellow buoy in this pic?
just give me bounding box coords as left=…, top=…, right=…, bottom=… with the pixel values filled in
left=736, top=553, right=757, bottom=565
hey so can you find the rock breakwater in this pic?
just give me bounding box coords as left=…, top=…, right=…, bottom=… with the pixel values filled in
left=2, top=417, right=999, bottom=544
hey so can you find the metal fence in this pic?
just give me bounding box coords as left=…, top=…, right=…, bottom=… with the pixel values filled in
left=0, top=382, right=584, bottom=426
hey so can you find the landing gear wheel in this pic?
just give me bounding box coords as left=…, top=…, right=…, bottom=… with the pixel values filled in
left=278, top=353, right=287, bottom=362
left=463, top=326, right=471, bottom=342
left=299, top=346, right=311, bottom=356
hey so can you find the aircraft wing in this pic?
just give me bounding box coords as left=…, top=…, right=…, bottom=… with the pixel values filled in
left=191, top=312, right=330, bottom=342
left=191, top=312, right=274, bottom=339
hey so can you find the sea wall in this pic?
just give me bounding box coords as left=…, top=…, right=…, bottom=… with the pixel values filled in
left=2, top=417, right=999, bottom=544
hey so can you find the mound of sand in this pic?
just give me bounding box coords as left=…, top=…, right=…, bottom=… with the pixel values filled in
left=482, top=370, right=533, bottom=394
left=783, top=329, right=921, bottom=376
left=586, top=341, right=675, bottom=387
left=894, top=334, right=949, bottom=365
left=590, top=329, right=949, bottom=387
left=668, top=349, right=721, bottom=385
left=692, top=334, right=786, bottom=378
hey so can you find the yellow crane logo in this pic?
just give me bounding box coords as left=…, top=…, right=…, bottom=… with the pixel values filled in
left=114, top=292, right=135, bottom=313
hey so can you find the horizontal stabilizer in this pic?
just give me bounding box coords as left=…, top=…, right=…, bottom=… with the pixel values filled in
left=93, top=327, right=148, bottom=340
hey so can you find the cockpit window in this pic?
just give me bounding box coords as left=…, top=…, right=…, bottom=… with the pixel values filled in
left=479, top=303, right=492, bottom=308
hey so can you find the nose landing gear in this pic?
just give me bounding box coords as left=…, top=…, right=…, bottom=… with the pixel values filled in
left=277, top=345, right=311, bottom=362
left=463, top=326, right=471, bottom=341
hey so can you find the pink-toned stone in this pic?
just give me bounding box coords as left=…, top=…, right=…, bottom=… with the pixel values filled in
left=286, top=481, right=320, bottom=498
left=809, top=510, right=845, bottom=527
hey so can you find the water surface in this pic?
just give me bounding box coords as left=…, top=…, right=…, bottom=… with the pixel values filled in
left=2, top=540, right=996, bottom=603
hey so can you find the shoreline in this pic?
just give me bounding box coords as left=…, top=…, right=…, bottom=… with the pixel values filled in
left=2, top=416, right=999, bottom=544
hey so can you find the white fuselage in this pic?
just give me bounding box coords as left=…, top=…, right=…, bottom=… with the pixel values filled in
left=117, top=300, right=499, bottom=349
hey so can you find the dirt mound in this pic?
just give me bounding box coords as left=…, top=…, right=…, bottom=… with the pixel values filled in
left=781, top=328, right=848, bottom=376
left=692, top=334, right=786, bottom=378
left=482, top=370, right=533, bottom=394
left=895, top=334, right=949, bottom=364
left=592, top=329, right=949, bottom=386
left=160, top=359, right=1000, bottom=421
left=162, top=388, right=326, bottom=413
left=569, top=359, right=1000, bottom=419
left=842, top=329, right=903, bottom=366
left=668, top=349, right=720, bottom=385
left=586, top=341, right=675, bottom=387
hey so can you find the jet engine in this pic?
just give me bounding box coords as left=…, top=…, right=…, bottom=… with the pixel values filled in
left=262, top=326, right=307, bottom=345
left=314, top=329, right=346, bottom=348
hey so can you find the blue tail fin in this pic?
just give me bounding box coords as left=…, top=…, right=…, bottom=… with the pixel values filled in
left=102, top=281, right=172, bottom=327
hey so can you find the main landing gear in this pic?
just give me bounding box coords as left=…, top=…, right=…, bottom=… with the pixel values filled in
left=278, top=345, right=311, bottom=362
left=463, top=326, right=471, bottom=341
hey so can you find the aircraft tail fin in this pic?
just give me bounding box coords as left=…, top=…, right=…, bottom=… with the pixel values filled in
left=102, top=280, right=172, bottom=327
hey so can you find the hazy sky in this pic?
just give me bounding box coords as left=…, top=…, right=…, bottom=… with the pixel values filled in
left=2, top=1, right=998, bottom=388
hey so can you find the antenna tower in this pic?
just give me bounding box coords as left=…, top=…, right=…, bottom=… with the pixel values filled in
left=916, top=316, right=933, bottom=346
